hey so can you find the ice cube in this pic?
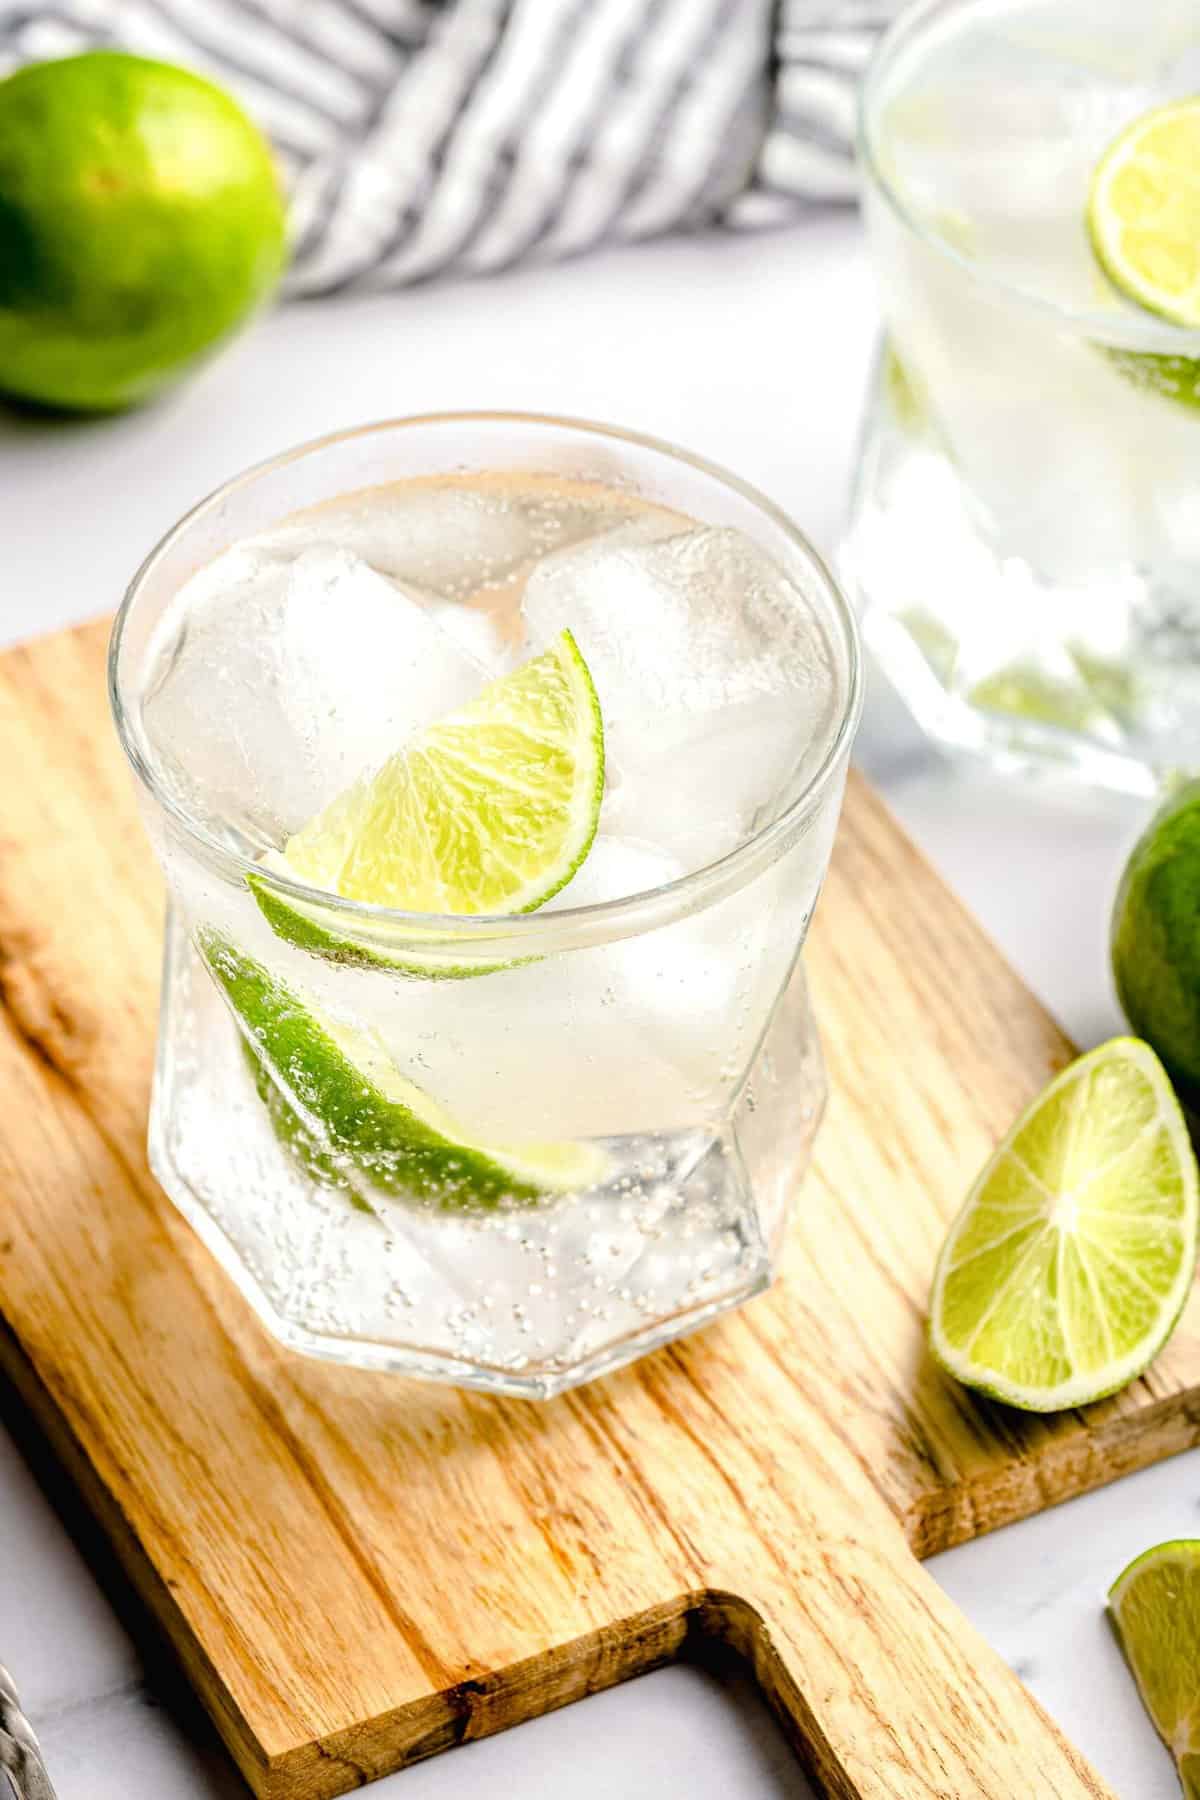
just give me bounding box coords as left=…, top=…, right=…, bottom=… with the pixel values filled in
left=360, top=828, right=806, bottom=1143
left=255, top=487, right=542, bottom=599
left=543, top=832, right=679, bottom=909
left=252, top=481, right=649, bottom=602
left=521, top=525, right=842, bottom=863
left=600, top=697, right=816, bottom=863
left=523, top=523, right=839, bottom=722
left=279, top=547, right=492, bottom=791
left=352, top=831, right=761, bottom=1141
left=426, top=599, right=514, bottom=671
left=141, top=544, right=488, bottom=843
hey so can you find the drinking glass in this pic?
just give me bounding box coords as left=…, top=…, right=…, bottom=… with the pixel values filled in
left=845, top=0, right=1200, bottom=794
left=110, top=415, right=861, bottom=1396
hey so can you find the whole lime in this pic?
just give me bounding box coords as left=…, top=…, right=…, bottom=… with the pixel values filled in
left=0, top=51, right=286, bottom=411
left=1112, top=779, right=1200, bottom=1102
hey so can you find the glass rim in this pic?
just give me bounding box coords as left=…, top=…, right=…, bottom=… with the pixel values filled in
left=108, top=410, right=863, bottom=953
left=858, top=0, right=1200, bottom=350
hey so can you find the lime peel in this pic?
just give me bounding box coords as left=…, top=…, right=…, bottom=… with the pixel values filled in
left=246, top=869, right=533, bottom=979
left=202, top=930, right=609, bottom=1208
left=1113, top=778, right=1200, bottom=1101
left=929, top=1037, right=1198, bottom=1412
left=242, top=1039, right=378, bottom=1215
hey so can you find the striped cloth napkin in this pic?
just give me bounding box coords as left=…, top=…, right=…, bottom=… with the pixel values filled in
left=0, top=0, right=897, bottom=293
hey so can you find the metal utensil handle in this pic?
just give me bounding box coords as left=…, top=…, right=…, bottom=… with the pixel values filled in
left=0, top=1664, right=57, bottom=1800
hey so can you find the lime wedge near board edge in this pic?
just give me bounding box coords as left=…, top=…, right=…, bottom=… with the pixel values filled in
left=249, top=628, right=604, bottom=972
left=1109, top=1541, right=1200, bottom=1798
left=929, top=1037, right=1198, bottom=1412
left=202, top=931, right=609, bottom=1209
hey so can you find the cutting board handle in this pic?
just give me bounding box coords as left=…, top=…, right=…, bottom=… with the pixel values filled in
left=701, top=1559, right=1115, bottom=1800
left=0, top=629, right=1164, bottom=1800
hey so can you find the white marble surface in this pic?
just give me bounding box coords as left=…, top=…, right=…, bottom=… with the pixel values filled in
left=0, top=214, right=1193, bottom=1799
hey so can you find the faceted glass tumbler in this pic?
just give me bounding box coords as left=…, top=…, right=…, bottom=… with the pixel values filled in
left=110, top=415, right=862, bottom=1397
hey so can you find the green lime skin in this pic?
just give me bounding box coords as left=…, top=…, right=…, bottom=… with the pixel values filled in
left=201, top=930, right=543, bottom=1210
left=1112, top=779, right=1200, bottom=1102
left=240, top=1040, right=377, bottom=1216
left=247, top=870, right=532, bottom=979
left=1104, top=348, right=1200, bottom=411
left=0, top=52, right=286, bottom=411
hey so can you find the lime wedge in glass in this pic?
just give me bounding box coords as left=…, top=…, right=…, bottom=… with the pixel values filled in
left=249, top=627, right=603, bottom=970
left=1110, top=1540, right=1200, bottom=1797
left=929, top=1038, right=1198, bottom=1412
left=204, top=932, right=609, bottom=1208
left=1088, top=98, right=1200, bottom=328
left=241, top=1039, right=377, bottom=1215
left=1103, top=346, right=1200, bottom=410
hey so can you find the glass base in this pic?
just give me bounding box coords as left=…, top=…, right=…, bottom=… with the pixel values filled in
left=842, top=344, right=1200, bottom=797
left=149, top=913, right=827, bottom=1398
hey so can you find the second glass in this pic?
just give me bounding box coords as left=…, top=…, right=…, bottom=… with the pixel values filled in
left=110, top=414, right=860, bottom=1396
left=845, top=0, right=1200, bottom=795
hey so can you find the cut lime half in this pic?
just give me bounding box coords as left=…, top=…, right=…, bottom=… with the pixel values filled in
left=929, top=1037, right=1198, bottom=1412
left=1109, top=1540, right=1200, bottom=1797
left=250, top=628, right=603, bottom=970
left=204, top=932, right=609, bottom=1208
left=1089, top=97, right=1200, bottom=328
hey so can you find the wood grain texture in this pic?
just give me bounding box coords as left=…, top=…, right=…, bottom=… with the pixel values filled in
left=0, top=617, right=1191, bottom=1798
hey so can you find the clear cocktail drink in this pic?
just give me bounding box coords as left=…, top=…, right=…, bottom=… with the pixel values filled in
left=846, top=0, right=1200, bottom=792
left=111, top=415, right=860, bottom=1395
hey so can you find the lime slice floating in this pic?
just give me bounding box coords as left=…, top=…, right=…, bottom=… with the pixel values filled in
left=204, top=932, right=609, bottom=1208
left=249, top=628, right=603, bottom=970
left=929, top=1037, right=1198, bottom=1412
left=281, top=627, right=602, bottom=910
left=1109, top=1540, right=1200, bottom=1797
left=1088, top=98, right=1200, bottom=328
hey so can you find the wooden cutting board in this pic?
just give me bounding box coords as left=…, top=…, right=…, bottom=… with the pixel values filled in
left=0, top=617, right=1196, bottom=1800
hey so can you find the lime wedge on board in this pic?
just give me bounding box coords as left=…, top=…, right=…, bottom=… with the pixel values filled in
left=929, top=1038, right=1197, bottom=1411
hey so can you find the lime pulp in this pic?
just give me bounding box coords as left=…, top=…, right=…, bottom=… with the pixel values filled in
left=928, top=1037, right=1198, bottom=1412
